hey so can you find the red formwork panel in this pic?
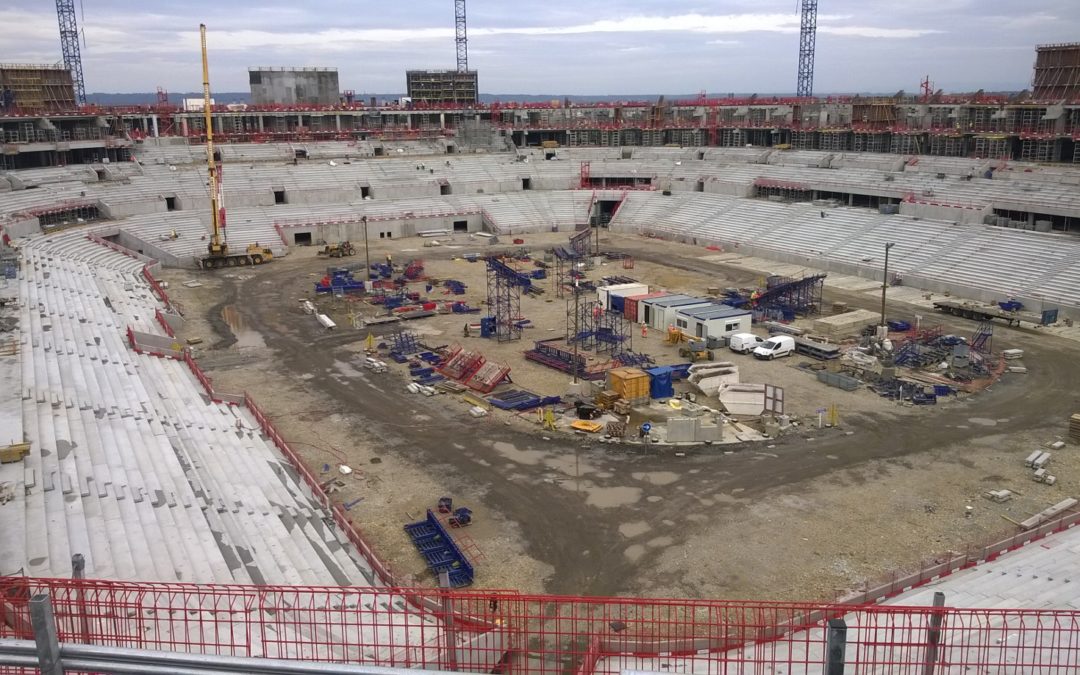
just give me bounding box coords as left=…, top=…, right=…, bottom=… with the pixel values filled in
left=465, top=361, right=510, bottom=393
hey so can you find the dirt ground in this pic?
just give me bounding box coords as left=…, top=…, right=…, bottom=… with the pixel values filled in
left=157, top=231, right=1080, bottom=601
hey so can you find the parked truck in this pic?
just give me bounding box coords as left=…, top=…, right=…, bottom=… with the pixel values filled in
left=932, top=299, right=1058, bottom=327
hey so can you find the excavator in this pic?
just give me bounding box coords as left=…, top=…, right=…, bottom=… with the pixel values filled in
left=197, top=24, right=274, bottom=270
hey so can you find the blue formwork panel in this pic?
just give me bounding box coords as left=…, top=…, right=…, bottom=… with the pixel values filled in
left=404, top=510, right=475, bottom=587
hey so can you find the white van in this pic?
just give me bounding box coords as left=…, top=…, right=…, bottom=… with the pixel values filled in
left=753, top=335, right=796, bottom=360
left=728, top=333, right=764, bottom=354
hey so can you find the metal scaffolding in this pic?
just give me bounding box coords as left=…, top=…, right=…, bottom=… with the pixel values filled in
left=753, top=273, right=826, bottom=321
left=595, top=307, right=632, bottom=355
left=485, top=257, right=527, bottom=342
left=566, top=293, right=597, bottom=350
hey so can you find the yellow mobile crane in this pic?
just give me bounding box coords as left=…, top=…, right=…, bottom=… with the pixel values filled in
left=198, top=24, right=273, bottom=269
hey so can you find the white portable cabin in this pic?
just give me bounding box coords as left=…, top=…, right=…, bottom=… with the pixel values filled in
left=597, top=282, right=649, bottom=311
left=640, top=294, right=714, bottom=330
left=674, top=304, right=752, bottom=339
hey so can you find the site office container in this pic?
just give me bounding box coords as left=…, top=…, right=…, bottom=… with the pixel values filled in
left=598, top=282, right=649, bottom=313
left=623, top=291, right=670, bottom=323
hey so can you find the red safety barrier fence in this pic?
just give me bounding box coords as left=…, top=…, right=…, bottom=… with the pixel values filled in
left=2, top=577, right=1080, bottom=674
left=141, top=265, right=171, bottom=309
left=153, top=308, right=174, bottom=337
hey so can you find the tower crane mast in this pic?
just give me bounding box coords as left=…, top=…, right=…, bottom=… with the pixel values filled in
left=796, top=1, right=818, bottom=97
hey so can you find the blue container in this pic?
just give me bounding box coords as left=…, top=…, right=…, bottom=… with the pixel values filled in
left=610, top=295, right=626, bottom=313
left=645, top=367, right=675, bottom=399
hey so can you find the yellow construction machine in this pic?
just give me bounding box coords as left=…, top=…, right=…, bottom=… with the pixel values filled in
left=317, top=241, right=357, bottom=258
left=196, top=24, right=274, bottom=270
left=678, top=338, right=715, bottom=362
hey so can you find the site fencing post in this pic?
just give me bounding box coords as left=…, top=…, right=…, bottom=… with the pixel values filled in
left=29, top=594, right=64, bottom=675
left=825, top=617, right=846, bottom=675
left=921, top=591, right=947, bottom=675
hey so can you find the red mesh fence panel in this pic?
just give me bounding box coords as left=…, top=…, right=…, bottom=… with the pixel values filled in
left=4, top=578, right=1080, bottom=673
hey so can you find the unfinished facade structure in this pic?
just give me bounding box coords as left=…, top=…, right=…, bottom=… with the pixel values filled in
left=1033, top=43, right=1080, bottom=101
left=249, top=67, right=340, bottom=106
left=0, top=64, right=76, bottom=114
left=406, top=69, right=478, bottom=106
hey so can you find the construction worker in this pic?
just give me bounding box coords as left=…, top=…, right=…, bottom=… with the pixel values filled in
left=0, top=86, right=14, bottom=114
left=640, top=321, right=647, bottom=338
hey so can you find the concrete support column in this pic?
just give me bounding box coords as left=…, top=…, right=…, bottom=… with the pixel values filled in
left=257, top=115, right=264, bottom=132
left=151, top=115, right=159, bottom=138
left=826, top=618, right=847, bottom=675
left=440, top=112, right=446, bottom=129
left=297, top=114, right=303, bottom=130
left=335, top=114, right=341, bottom=131
left=1028, top=212, right=1035, bottom=226
left=30, top=595, right=64, bottom=675
left=179, top=117, right=188, bottom=136
left=848, top=193, right=854, bottom=206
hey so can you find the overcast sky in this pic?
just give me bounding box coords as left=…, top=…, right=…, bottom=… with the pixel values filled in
left=4, top=0, right=1078, bottom=96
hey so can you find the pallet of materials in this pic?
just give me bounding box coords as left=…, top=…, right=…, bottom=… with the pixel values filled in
left=1070, top=413, right=1080, bottom=443
left=812, top=309, right=880, bottom=339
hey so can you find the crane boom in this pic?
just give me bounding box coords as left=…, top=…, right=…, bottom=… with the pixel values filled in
left=200, top=23, right=227, bottom=257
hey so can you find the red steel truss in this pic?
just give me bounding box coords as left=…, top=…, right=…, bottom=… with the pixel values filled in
left=2, top=577, right=1080, bottom=673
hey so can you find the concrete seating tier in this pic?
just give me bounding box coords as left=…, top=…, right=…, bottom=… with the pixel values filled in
left=0, top=234, right=378, bottom=585
left=610, top=192, right=1080, bottom=313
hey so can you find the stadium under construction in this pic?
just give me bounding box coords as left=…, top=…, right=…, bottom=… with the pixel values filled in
left=4, top=6, right=1080, bottom=674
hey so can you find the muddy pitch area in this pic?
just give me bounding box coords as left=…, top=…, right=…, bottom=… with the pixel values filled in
left=160, top=235, right=1080, bottom=600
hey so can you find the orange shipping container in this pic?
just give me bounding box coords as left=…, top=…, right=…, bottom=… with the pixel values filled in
left=607, top=367, right=650, bottom=401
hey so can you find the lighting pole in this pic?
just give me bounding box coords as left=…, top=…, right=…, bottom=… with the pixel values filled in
left=362, top=215, right=371, bottom=287
left=880, top=242, right=895, bottom=327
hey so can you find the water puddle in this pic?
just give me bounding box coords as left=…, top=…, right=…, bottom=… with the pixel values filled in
left=584, top=485, right=643, bottom=508
left=631, top=471, right=680, bottom=486
left=491, top=441, right=546, bottom=466
left=618, top=521, right=652, bottom=538
left=221, top=305, right=265, bottom=348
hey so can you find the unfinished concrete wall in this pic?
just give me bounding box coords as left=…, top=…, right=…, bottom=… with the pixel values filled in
left=899, top=201, right=992, bottom=225
left=282, top=213, right=482, bottom=246
left=249, top=68, right=339, bottom=106
left=112, top=231, right=188, bottom=267
left=98, top=198, right=166, bottom=219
